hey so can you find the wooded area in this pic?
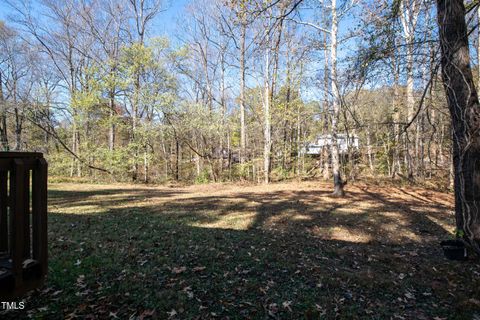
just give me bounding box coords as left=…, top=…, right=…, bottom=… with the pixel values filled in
left=3, top=0, right=480, bottom=248
left=1, top=0, right=480, bottom=317
left=0, top=0, right=459, bottom=187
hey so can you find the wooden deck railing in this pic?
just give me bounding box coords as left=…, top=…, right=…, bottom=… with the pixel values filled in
left=0, top=152, right=48, bottom=298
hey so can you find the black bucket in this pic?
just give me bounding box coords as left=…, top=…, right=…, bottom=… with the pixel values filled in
left=440, top=240, right=468, bottom=261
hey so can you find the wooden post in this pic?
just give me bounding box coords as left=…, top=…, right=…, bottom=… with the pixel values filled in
left=11, top=158, right=25, bottom=288
left=32, top=158, right=48, bottom=275
left=0, top=170, right=8, bottom=253
left=23, top=168, right=30, bottom=259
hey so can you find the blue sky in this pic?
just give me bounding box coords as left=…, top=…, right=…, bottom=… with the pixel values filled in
left=150, top=0, right=189, bottom=37
left=0, top=0, right=189, bottom=31
left=0, top=0, right=354, bottom=43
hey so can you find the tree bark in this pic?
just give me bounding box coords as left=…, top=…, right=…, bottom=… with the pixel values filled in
left=0, top=72, right=8, bottom=151
left=12, top=79, right=22, bottom=151
left=239, top=16, right=247, bottom=164
left=14, top=106, right=22, bottom=151
left=175, top=139, right=180, bottom=181
left=132, top=73, right=139, bottom=182
left=323, top=31, right=330, bottom=180
left=478, top=5, right=480, bottom=91
left=366, top=125, right=374, bottom=173
left=263, top=35, right=271, bottom=184
left=391, top=42, right=402, bottom=177
left=437, top=0, right=480, bottom=252
left=108, top=90, right=116, bottom=151
left=330, top=0, right=345, bottom=197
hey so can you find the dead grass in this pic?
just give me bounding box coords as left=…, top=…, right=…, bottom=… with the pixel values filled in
left=3, top=180, right=480, bottom=319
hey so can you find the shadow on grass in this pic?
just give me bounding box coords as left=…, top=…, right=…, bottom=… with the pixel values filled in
left=48, top=188, right=186, bottom=207
left=4, top=184, right=479, bottom=319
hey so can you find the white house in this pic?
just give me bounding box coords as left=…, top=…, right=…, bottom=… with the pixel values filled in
left=302, top=134, right=359, bottom=155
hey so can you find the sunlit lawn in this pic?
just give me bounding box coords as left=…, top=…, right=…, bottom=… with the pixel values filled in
left=3, top=181, right=480, bottom=319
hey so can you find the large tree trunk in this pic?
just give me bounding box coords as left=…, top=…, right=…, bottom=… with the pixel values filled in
left=478, top=5, right=480, bottom=91
left=330, top=0, right=345, bottom=197
left=437, top=0, right=480, bottom=252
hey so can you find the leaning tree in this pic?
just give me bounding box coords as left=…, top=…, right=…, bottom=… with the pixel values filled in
left=437, top=0, right=480, bottom=254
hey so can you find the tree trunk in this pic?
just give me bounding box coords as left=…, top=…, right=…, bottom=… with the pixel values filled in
left=366, top=125, right=374, bottom=173
left=240, top=18, right=247, bottom=164
left=330, top=0, right=344, bottom=197
left=323, top=31, right=330, bottom=180
left=220, top=49, right=227, bottom=177
left=70, top=121, right=77, bottom=177
left=263, top=42, right=271, bottom=184
left=108, top=90, right=116, bottom=151
left=132, top=74, right=139, bottom=182
left=392, top=52, right=402, bottom=177
left=478, top=5, right=480, bottom=91
left=296, top=104, right=302, bottom=177
left=175, top=139, right=180, bottom=181
left=0, top=111, right=7, bottom=151
left=12, top=79, right=22, bottom=151
left=0, top=73, right=8, bottom=151
left=143, top=147, right=149, bottom=183
left=76, top=130, right=81, bottom=177
left=282, top=53, right=291, bottom=171
left=405, top=41, right=415, bottom=123
left=437, top=0, right=480, bottom=252
left=14, top=107, right=22, bottom=151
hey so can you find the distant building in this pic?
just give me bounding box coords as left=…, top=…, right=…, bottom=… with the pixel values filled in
left=302, top=134, right=360, bottom=155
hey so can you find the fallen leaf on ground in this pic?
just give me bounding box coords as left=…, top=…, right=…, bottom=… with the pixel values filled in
left=172, top=266, right=187, bottom=274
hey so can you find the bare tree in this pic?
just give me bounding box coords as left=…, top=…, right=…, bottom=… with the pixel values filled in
left=329, top=0, right=345, bottom=196
left=235, top=2, right=248, bottom=164
left=128, top=0, right=164, bottom=181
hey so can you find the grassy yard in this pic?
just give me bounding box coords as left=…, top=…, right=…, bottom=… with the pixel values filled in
left=3, top=181, right=480, bottom=319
